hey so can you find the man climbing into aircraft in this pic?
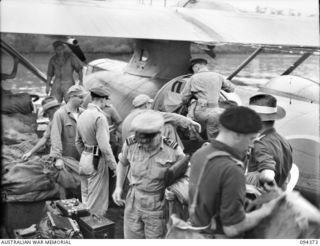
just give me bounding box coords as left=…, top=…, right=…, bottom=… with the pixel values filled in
left=246, top=94, right=293, bottom=190
left=46, top=40, right=83, bottom=103
left=181, top=58, right=235, bottom=140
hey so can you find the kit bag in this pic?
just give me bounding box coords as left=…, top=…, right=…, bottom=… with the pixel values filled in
left=166, top=151, right=232, bottom=239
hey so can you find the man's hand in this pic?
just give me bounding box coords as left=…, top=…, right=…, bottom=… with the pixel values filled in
left=165, top=189, right=175, bottom=201
left=54, top=159, right=64, bottom=170
left=112, top=187, right=125, bottom=206
left=262, top=180, right=282, bottom=195
left=22, top=151, right=32, bottom=161
left=112, top=169, right=117, bottom=178
left=189, top=120, right=201, bottom=133
left=259, top=169, right=275, bottom=184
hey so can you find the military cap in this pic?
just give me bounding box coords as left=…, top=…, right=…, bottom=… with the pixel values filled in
left=89, top=86, right=111, bottom=98
left=249, top=94, right=286, bottom=121
left=219, top=106, right=262, bottom=134
left=66, top=85, right=87, bottom=97
left=189, top=58, right=208, bottom=71
left=131, top=110, right=164, bottom=133
left=132, top=94, right=154, bottom=108
left=52, top=40, right=64, bottom=49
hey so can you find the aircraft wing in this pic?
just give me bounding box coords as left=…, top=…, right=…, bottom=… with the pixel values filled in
left=1, top=0, right=319, bottom=48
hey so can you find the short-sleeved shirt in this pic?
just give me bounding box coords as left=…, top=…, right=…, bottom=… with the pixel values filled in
left=248, top=127, right=293, bottom=187
left=189, top=140, right=246, bottom=234
left=182, top=70, right=234, bottom=107
left=118, top=137, right=185, bottom=193
left=47, top=52, right=83, bottom=84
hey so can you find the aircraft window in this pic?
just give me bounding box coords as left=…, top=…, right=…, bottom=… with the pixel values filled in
left=139, top=49, right=149, bottom=62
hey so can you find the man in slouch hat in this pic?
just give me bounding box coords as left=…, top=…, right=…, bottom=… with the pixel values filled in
left=246, top=94, right=293, bottom=190
left=75, top=85, right=117, bottom=216
left=22, top=96, right=60, bottom=160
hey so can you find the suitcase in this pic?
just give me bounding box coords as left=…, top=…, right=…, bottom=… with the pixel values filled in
left=78, top=214, right=115, bottom=239
left=55, top=198, right=90, bottom=219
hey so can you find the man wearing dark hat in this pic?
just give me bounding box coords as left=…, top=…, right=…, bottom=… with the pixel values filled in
left=247, top=94, right=293, bottom=189
left=75, top=86, right=117, bottom=216
left=22, top=96, right=60, bottom=160
left=181, top=58, right=235, bottom=140
left=188, top=106, right=280, bottom=238
left=113, top=110, right=187, bottom=239
left=46, top=40, right=83, bottom=102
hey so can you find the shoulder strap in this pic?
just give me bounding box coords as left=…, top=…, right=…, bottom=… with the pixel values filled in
left=163, top=137, right=178, bottom=149
left=254, top=134, right=266, bottom=143
left=189, top=150, right=243, bottom=219
left=243, top=134, right=266, bottom=173
left=126, top=135, right=137, bottom=146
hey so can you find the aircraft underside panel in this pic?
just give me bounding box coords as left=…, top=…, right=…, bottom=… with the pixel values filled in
left=83, top=70, right=167, bottom=118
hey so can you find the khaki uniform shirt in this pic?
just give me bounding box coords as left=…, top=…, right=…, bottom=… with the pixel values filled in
left=182, top=70, right=234, bottom=106
left=119, top=137, right=185, bottom=193
left=50, top=105, right=83, bottom=160
left=75, top=103, right=117, bottom=170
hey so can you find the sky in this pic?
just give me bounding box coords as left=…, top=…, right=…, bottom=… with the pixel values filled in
left=120, top=0, right=319, bottom=16
left=224, top=0, right=318, bottom=16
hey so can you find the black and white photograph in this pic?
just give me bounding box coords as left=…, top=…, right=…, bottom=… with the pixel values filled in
left=1, top=0, right=319, bottom=242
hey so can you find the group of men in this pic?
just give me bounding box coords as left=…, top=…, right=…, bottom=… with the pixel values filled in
left=22, top=40, right=294, bottom=239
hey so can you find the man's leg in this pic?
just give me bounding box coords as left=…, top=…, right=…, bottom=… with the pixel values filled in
left=86, top=159, right=109, bottom=217
left=80, top=175, right=88, bottom=204
left=206, top=108, right=224, bottom=141
left=143, top=210, right=166, bottom=239
left=142, top=195, right=166, bottom=239
left=123, top=191, right=145, bottom=239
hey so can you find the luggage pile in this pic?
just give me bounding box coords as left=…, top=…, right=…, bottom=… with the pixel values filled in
left=14, top=199, right=115, bottom=239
